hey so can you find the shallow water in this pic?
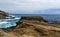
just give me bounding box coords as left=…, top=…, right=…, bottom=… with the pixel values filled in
left=0, top=16, right=20, bottom=28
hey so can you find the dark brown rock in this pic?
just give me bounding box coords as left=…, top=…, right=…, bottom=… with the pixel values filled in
left=17, top=16, right=48, bottom=25
left=0, top=10, right=15, bottom=19
left=20, top=16, right=47, bottom=22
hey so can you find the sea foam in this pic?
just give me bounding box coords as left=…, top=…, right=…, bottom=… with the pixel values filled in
left=0, top=17, right=20, bottom=28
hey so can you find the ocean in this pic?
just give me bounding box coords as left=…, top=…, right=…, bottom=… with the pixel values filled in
left=13, top=14, right=60, bottom=22
left=0, top=14, right=60, bottom=28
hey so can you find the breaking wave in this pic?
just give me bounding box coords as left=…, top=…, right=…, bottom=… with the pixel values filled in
left=0, top=17, right=20, bottom=28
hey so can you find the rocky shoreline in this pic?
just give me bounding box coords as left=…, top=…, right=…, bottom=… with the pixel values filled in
left=0, top=10, right=60, bottom=37
left=0, top=10, right=15, bottom=19
left=0, top=16, right=60, bottom=37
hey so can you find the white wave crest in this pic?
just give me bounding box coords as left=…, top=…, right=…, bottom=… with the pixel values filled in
left=0, top=21, right=16, bottom=28
left=15, top=17, right=20, bottom=19
left=0, top=22, right=10, bottom=24
left=0, top=17, right=20, bottom=21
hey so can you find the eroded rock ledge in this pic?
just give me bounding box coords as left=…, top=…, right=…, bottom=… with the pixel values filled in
left=0, top=16, right=60, bottom=37
left=0, top=10, right=15, bottom=19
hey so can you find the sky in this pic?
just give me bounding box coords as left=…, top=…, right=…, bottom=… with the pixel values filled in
left=0, top=0, right=60, bottom=14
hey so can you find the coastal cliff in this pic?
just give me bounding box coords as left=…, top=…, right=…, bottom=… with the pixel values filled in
left=0, top=16, right=60, bottom=37
left=0, top=10, right=15, bottom=19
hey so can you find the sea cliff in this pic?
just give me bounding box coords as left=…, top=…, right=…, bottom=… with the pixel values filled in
left=0, top=10, right=15, bottom=19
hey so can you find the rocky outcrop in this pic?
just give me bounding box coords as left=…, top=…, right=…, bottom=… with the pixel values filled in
left=0, top=10, right=15, bottom=19
left=20, top=16, right=47, bottom=22
left=17, top=16, right=47, bottom=25
left=0, top=16, right=60, bottom=37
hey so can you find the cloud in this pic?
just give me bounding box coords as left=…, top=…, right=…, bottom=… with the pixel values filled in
left=0, top=0, right=60, bottom=14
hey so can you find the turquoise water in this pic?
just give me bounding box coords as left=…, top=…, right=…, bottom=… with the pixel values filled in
left=0, top=14, right=60, bottom=28
left=0, top=16, right=20, bottom=28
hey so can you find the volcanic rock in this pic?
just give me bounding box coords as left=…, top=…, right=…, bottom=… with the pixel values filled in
left=0, top=16, right=60, bottom=37
left=0, top=10, right=15, bottom=19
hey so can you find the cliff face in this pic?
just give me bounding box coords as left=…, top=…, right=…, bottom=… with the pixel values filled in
left=0, top=10, right=14, bottom=19
left=0, top=16, right=60, bottom=37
